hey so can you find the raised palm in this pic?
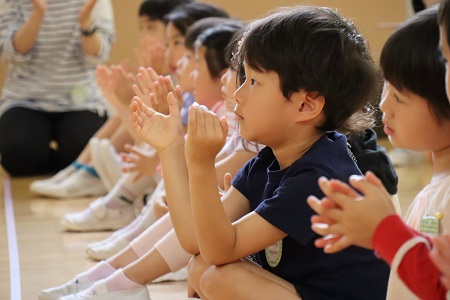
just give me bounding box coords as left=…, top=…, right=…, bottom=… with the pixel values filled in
left=130, top=93, right=185, bottom=153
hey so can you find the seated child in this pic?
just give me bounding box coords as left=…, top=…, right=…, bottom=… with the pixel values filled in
left=308, top=6, right=450, bottom=300
left=131, top=5, right=390, bottom=299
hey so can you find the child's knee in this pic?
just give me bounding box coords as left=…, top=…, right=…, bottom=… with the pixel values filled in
left=188, top=254, right=208, bottom=289
left=199, top=262, right=237, bottom=297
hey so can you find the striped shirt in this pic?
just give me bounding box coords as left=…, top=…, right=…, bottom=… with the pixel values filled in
left=0, top=0, right=115, bottom=117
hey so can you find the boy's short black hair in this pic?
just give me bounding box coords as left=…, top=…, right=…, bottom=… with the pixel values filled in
left=164, top=3, right=229, bottom=36
left=438, top=0, right=450, bottom=46
left=194, top=19, right=244, bottom=78
left=238, top=6, right=377, bottom=133
left=138, top=0, right=194, bottom=21
left=382, top=6, right=450, bottom=122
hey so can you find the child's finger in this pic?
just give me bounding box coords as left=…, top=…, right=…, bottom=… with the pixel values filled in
left=311, top=215, right=334, bottom=226
left=314, top=234, right=341, bottom=248
left=324, top=235, right=352, bottom=253
left=348, top=174, right=378, bottom=195
left=325, top=191, right=357, bottom=211
left=195, top=105, right=207, bottom=134
left=133, top=96, right=154, bottom=115
left=219, top=117, right=229, bottom=138
left=317, top=177, right=331, bottom=195
left=167, top=92, right=181, bottom=117
left=328, top=179, right=360, bottom=198
left=307, top=195, right=325, bottom=215
left=223, top=173, right=232, bottom=193
left=188, top=103, right=198, bottom=135
left=365, top=171, right=390, bottom=196
left=311, top=221, right=344, bottom=237
left=307, top=195, right=343, bottom=217
left=145, top=67, right=159, bottom=82
left=174, top=85, right=184, bottom=104
left=121, top=164, right=137, bottom=173
left=132, top=84, right=144, bottom=100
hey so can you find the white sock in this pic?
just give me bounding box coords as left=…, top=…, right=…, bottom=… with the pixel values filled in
left=105, top=269, right=143, bottom=292
left=77, top=261, right=116, bottom=283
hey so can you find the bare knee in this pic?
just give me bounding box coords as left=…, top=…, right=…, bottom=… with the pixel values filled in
left=200, top=263, right=237, bottom=299
left=188, top=254, right=211, bottom=296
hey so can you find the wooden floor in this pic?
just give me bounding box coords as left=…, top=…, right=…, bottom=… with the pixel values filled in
left=0, top=143, right=433, bottom=300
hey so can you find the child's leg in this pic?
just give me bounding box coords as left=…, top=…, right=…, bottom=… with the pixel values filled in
left=153, top=229, right=193, bottom=272
left=84, top=181, right=164, bottom=260
left=120, top=248, right=171, bottom=286
left=61, top=171, right=156, bottom=231
left=71, top=248, right=168, bottom=299
left=87, top=232, right=190, bottom=295
left=128, top=212, right=173, bottom=257
left=39, top=216, right=169, bottom=299
left=189, top=255, right=300, bottom=300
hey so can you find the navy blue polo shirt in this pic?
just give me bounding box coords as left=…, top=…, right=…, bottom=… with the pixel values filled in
left=233, top=131, right=389, bottom=300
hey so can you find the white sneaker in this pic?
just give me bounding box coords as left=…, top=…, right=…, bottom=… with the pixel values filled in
left=90, top=138, right=114, bottom=191
left=30, top=164, right=78, bottom=194
left=85, top=237, right=129, bottom=261
left=99, top=139, right=122, bottom=187
left=39, top=169, right=107, bottom=198
left=62, top=198, right=136, bottom=232
left=152, top=267, right=187, bottom=283
left=59, top=280, right=150, bottom=300
left=39, top=278, right=94, bottom=300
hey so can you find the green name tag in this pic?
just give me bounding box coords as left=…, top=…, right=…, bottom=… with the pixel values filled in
left=420, top=215, right=440, bottom=235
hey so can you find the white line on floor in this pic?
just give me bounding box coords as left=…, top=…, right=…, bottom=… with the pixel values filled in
left=4, top=178, right=21, bottom=300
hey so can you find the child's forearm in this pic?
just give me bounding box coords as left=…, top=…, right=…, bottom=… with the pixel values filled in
left=189, top=160, right=237, bottom=264
left=159, top=143, right=198, bottom=254
left=373, top=215, right=447, bottom=299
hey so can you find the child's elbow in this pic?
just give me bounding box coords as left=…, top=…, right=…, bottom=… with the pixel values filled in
left=179, top=239, right=200, bottom=255
left=201, top=251, right=232, bottom=266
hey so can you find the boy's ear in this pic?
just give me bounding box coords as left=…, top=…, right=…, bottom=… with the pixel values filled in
left=291, top=90, right=325, bottom=122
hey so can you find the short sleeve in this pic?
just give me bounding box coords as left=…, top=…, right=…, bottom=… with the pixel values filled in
left=255, top=167, right=331, bottom=245
left=0, top=1, right=32, bottom=64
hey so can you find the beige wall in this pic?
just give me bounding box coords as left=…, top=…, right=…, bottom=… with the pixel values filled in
left=0, top=0, right=409, bottom=92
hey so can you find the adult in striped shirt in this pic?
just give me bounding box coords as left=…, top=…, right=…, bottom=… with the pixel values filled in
left=0, top=0, right=115, bottom=176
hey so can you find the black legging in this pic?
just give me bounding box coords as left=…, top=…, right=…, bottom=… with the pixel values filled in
left=0, top=107, right=107, bottom=176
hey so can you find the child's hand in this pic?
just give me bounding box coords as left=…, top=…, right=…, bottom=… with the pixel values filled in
left=218, top=172, right=232, bottom=197
left=430, top=234, right=450, bottom=290
left=185, top=103, right=228, bottom=166
left=132, top=67, right=159, bottom=104
left=96, top=65, right=117, bottom=105
left=120, top=143, right=160, bottom=182
left=307, top=171, right=396, bottom=253
left=152, top=76, right=184, bottom=116
left=130, top=93, right=185, bottom=153
left=111, top=65, right=136, bottom=106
